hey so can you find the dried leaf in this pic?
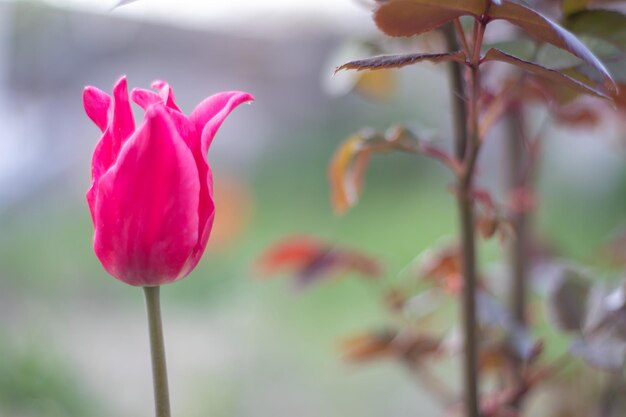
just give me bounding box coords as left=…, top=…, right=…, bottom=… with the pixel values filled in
left=336, top=51, right=466, bottom=73
left=483, top=48, right=610, bottom=99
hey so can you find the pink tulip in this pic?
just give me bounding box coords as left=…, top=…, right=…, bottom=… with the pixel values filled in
left=83, top=76, right=254, bottom=286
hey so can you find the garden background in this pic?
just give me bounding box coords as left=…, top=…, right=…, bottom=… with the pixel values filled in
left=1, top=1, right=625, bottom=416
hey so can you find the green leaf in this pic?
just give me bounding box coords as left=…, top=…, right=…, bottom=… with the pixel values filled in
left=483, top=38, right=537, bottom=61
left=546, top=267, right=591, bottom=332
left=565, top=9, right=626, bottom=49
left=563, top=0, right=626, bottom=16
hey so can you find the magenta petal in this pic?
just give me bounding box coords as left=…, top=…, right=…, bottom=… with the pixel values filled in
left=151, top=80, right=181, bottom=112
left=131, top=88, right=163, bottom=110
left=110, top=76, right=136, bottom=148
left=189, top=91, right=254, bottom=155
left=90, top=76, right=135, bottom=183
left=93, top=104, right=201, bottom=286
left=83, top=87, right=111, bottom=132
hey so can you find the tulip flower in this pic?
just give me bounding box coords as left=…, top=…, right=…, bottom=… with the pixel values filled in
left=83, top=76, right=254, bottom=286
left=83, top=76, right=253, bottom=417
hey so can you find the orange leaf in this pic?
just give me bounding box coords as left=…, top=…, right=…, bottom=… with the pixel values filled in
left=257, top=236, right=383, bottom=286
left=341, top=331, right=396, bottom=362
left=328, top=135, right=365, bottom=214
left=256, top=236, right=324, bottom=277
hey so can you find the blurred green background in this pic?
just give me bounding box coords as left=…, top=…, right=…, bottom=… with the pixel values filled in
left=1, top=1, right=626, bottom=416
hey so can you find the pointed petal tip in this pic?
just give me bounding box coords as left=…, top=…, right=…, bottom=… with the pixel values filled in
left=151, top=80, right=166, bottom=90
left=83, top=86, right=111, bottom=132
left=227, top=91, right=255, bottom=105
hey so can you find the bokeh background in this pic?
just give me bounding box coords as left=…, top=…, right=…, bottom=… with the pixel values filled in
left=1, top=1, right=626, bottom=416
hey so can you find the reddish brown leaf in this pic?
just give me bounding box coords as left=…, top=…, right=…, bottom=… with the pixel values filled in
left=505, top=185, right=537, bottom=215
left=373, top=0, right=484, bottom=37
left=418, top=244, right=463, bottom=294
left=336, top=51, right=466, bottom=73
left=341, top=331, right=396, bottom=362
left=373, top=0, right=615, bottom=92
left=256, top=236, right=326, bottom=276
left=554, top=104, right=601, bottom=126
left=385, top=288, right=408, bottom=311
left=490, top=2, right=616, bottom=92
left=341, top=330, right=442, bottom=363
left=476, top=215, right=500, bottom=239
left=256, top=236, right=383, bottom=286
left=478, top=343, right=509, bottom=373
left=397, top=333, right=443, bottom=363
left=483, top=48, right=610, bottom=99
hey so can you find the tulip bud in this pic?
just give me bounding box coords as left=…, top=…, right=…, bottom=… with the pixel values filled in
left=83, top=76, right=254, bottom=286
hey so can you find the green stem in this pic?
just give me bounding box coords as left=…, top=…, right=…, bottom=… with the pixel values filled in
left=144, top=286, right=171, bottom=417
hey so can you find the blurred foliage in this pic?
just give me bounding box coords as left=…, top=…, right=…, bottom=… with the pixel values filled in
left=0, top=334, right=95, bottom=417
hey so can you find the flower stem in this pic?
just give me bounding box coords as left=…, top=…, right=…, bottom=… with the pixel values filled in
left=143, top=286, right=171, bottom=417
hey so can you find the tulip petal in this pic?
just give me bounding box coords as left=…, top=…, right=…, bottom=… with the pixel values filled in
left=187, top=91, right=253, bottom=266
left=93, top=104, right=200, bottom=286
left=151, top=80, right=182, bottom=112
left=190, top=91, right=254, bottom=155
left=131, top=88, right=163, bottom=110
left=110, top=76, right=136, bottom=152
left=86, top=76, right=135, bottom=223
left=83, top=87, right=111, bottom=132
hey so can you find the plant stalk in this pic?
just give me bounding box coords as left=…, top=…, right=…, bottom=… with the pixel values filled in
left=443, top=23, right=468, bottom=161
left=144, top=286, right=171, bottom=417
left=445, top=21, right=481, bottom=417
